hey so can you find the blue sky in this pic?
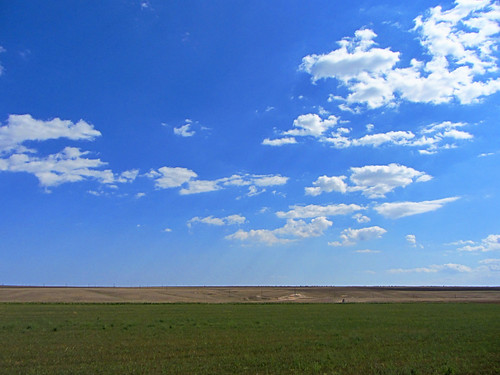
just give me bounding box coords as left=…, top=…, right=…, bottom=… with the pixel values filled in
left=1, top=0, right=499, bottom=286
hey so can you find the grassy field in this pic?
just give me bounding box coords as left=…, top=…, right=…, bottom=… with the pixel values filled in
left=0, top=303, right=499, bottom=374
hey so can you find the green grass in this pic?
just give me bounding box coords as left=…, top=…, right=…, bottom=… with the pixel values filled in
left=0, top=303, right=499, bottom=374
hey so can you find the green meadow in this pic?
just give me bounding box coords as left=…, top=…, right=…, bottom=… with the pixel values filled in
left=0, top=303, right=498, bottom=374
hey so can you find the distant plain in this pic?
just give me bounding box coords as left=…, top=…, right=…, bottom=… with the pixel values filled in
left=1, top=285, right=499, bottom=303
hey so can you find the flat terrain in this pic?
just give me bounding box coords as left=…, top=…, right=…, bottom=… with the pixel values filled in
left=1, top=285, right=499, bottom=303
left=1, top=303, right=499, bottom=374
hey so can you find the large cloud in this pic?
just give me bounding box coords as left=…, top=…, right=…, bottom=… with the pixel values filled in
left=146, top=167, right=198, bottom=189
left=301, top=0, right=500, bottom=109
left=226, top=216, right=333, bottom=246
left=300, top=29, right=400, bottom=83
left=147, top=168, right=288, bottom=196
left=306, top=163, right=432, bottom=199
left=0, top=114, right=101, bottom=154
left=269, top=116, right=474, bottom=153
left=328, top=226, right=387, bottom=246
left=374, top=197, right=460, bottom=218
left=262, top=113, right=338, bottom=146
left=0, top=115, right=137, bottom=189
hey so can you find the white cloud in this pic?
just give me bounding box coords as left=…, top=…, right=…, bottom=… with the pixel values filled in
left=247, top=185, right=265, bottom=197
left=173, top=119, right=195, bottom=137
left=458, top=234, right=500, bottom=252
left=0, top=46, right=5, bottom=76
left=0, top=147, right=138, bottom=189
left=307, top=164, right=431, bottom=199
left=264, top=115, right=472, bottom=154
left=389, top=263, right=472, bottom=274
left=188, top=214, right=246, bottom=227
left=299, top=119, right=474, bottom=153
left=354, top=249, right=380, bottom=254
left=329, top=226, right=387, bottom=247
left=301, top=1, right=500, bottom=109
left=300, top=28, right=400, bottom=83
left=478, top=258, right=500, bottom=271
left=147, top=167, right=198, bottom=189
left=478, top=152, right=495, bottom=157
left=406, top=234, right=423, bottom=248
left=350, top=163, right=432, bottom=198
left=163, top=228, right=172, bottom=233
left=262, top=113, right=339, bottom=145
left=226, top=217, right=332, bottom=246
left=146, top=168, right=288, bottom=195
left=478, top=258, right=500, bottom=265
left=349, top=163, right=432, bottom=198
left=0, top=115, right=140, bottom=190
left=135, top=192, right=146, bottom=199
left=375, top=197, right=460, bottom=219
left=180, top=179, right=220, bottom=195
left=353, top=131, right=415, bottom=147
left=285, top=113, right=339, bottom=137
left=117, top=169, right=139, bottom=183
left=305, top=175, right=348, bottom=196
left=262, top=137, right=297, bottom=146
left=251, top=175, right=289, bottom=187
left=317, top=106, right=330, bottom=116
left=276, top=203, right=364, bottom=219
left=353, top=213, right=371, bottom=223
left=0, top=114, right=101, bottom=154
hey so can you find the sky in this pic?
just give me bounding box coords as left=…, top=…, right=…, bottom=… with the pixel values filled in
left=0, top=0, right=499, bottom=286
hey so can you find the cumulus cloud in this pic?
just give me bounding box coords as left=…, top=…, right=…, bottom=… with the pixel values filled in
left=306, top=163, right=432, bottom=199
left=146, top=168, right=288, bottom=196
left=305, top=175, right=348, bottom=196
left=262, top=113, right=339, bottom=146
left=146, top=167, right=198, bottom=189
left=324, top=121, right=474, bottom=153
left=457, top=234, right=500, bottom=252
left=226, top=217, right=333, bottom=246
left=0, top=114, right=101, bottom=154
left=301, top=1, right=500, bottom=109
left=374, top=197, right=460, bottom=218
left=353, top=213, right=371, bottom=223
left=276, top=203, right=364, bottom=219
left=188, top=214, right=246, bottom=227
left=300, top=28, right=399, bottom=85
left=180, top=179, right=220, bottom=195
left=0, top=147, right=139, bottom=188
left=349, top=164, right=432, bottom=198
left=262, top=137, right=297, bottom=146
left=406, top=234, right=423, bottom=248
left=264, top=114, right=473, bottom=154
left=285, top=114, right=339, bottom=137
left=328, top=226, right=387, bottom=246
left=173, top=119, right=196, bottom=137
left=0, top=115, right=137, bottom=190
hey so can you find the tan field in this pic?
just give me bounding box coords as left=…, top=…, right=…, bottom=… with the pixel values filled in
left=1, top=286, right=499, bottom=303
